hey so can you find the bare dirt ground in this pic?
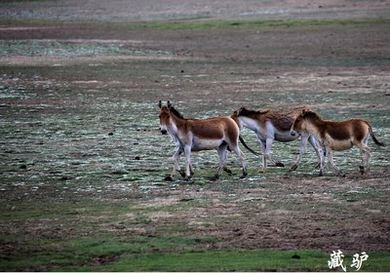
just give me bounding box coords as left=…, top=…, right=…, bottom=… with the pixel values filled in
left=0, top=0, right=389, bottom=271
left=1, top=0, right=390, bottom=21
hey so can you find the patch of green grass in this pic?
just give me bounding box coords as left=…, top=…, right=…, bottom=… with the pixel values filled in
left=4, top=236, right=386, bottom=272
left=0, top=236, right=211, bottom=271
left=95, top=249, right=390, bottom=272
left=0, top=199, right=123, bottom=221
left=0, top=237, right=135, bottom=271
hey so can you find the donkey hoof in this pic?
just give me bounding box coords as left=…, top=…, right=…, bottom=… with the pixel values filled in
left=209, top=175, right=220, bottom=181
left=240, top=172, right=248, bottom=179
left=223, top=167, right=233, bottom=175
left=338, top=172, right=346, bottom=177
left=359, top=166, right=365, bottom=175
left=274, top=161, right=285, bottom=167
left=318, top=170, right=324, bottom=176
left=179, top=170, right=186, bottom=178
left=164, top=175, right=174, bottom=181
left=184, top=176, right=192, bottom=182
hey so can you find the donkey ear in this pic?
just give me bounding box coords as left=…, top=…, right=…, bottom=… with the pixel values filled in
left=158, top=100, right=162, bottom=109
left=301, top=108, right=313, bottom=117
left=167, top=101, right=172, bottom=108
left=237, top=107, right=245, bottom=114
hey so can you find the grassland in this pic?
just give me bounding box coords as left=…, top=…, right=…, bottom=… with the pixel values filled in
left=0, top=11, right=389, bottom=272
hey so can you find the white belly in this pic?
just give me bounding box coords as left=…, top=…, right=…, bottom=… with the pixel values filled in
left=192, top=137, right=223, bottom=151
left=274, top=130, right=299, bottom=142
left=326, top=138, right=353, bottom=151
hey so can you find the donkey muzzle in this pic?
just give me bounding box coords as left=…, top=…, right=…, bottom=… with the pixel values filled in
left=160, top=129, right=168, bottom=135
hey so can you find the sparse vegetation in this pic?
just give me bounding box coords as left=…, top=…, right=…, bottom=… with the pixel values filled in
left=0, top=1, right=389, bottom=271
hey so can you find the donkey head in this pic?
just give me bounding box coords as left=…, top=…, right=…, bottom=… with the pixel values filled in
left=291, top=109, right=317, bottom=136
left=158, top=100, right=172, bottom=135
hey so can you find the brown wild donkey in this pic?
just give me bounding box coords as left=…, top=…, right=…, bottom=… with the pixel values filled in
left=158, top=101, right=249, bottom=180
left=291, top=110, right=385, bottom=176
left=233, top=106, right=323, bottom=171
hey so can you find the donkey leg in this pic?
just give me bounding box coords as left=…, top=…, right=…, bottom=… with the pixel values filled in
left=211, top=144, right=228, bottom=181
left=261, top=153, right=267, bottom=172
left=264, top=137, right=284, bottom=167
left=363, top=138, right=371, bottom=172
left=264, top=138, right=273, bottom=168
left=170, top=146, right=183, bottom=178
left=259, top=140, right=268, bottom=172
left=316, top=144, right=327, bottom=176
left=357, top=141, right=371, bottom=174
left=318, top=149, right=327, bottom=176
left=364, top=145, right=371, bottom=172
left=256, top=138, right=267, bottom=171
left=308, top=135, right=324, bottom=170
left=363, top=148, right=371, bottom=173
left=220, top=144, right=233, bottom=175
left=290, top=134, right=309, bottom=171
left=326, top=148, right=343, bottom=176
left=183, top=145, right=193, bottom=180
left=231, top=145, right=247, bottom=178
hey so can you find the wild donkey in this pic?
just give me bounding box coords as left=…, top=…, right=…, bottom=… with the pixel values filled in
left=291, top=110, right=385, bottom=176
left=158, top=101, right=249, bottom=180
left=233, top=106, right=323, bottom=171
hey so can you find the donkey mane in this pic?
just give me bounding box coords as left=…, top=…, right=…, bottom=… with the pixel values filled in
left=169, top=106, right=186, bottom=119
left=302, top=110, right=321, bottom=120
left=239, top=107, right=270, bottom=117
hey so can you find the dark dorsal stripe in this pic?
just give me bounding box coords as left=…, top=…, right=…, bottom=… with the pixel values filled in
left=239, top=107, right=269, bottom=118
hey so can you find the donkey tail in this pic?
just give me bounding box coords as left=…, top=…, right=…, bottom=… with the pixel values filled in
left=369, top=126, right=385, bottom=147
left=239, top=135, right=260, bottom=156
